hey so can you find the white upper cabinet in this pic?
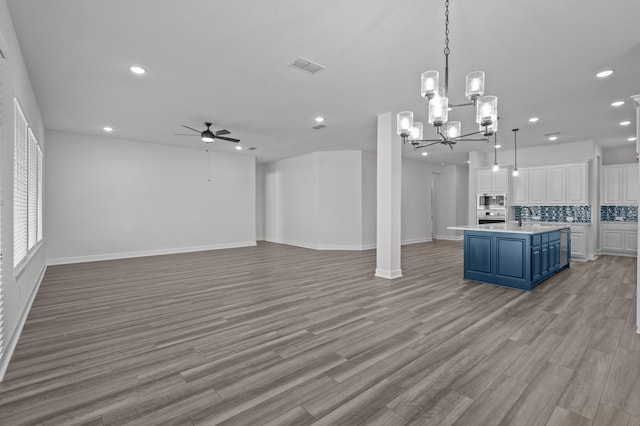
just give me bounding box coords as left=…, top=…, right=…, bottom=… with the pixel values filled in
left=603, top=164, right=638, bottom=204
left=477, top=168, right=508, bottom=193
left=492, top=168, right=508, bottom=192
left=512, top=162, right=589, bottom=205
left=477, top=169, right=492, bottom=193
left=566, top=163, right=588, bottom=204
left=623, top=165, right=638, bottom=203
left=545, top=165, right=567, bottom=204
left=528, top=167, right=546, bottom=204
left=513, top=168, right=529, bottom=204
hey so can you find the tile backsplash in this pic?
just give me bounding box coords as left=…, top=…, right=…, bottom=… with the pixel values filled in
left=600, top=205, right=638, bottom=222
left=514, top=205, right=591, bottom=223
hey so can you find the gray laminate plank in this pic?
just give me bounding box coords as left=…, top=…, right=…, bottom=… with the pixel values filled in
left=499, top=361, right=574, bottom=426
left=0, top=241, right=636, bottom=425
left=600, top=347, right=640, bottom=417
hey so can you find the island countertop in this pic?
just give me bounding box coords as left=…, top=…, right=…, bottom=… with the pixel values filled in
left=447, top=223, right=570, bottom=235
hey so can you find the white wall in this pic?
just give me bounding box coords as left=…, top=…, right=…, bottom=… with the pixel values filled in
left=602, top=145, right=637, bottom=165
left=317, top=151, right=363, bottom=249
left=264, top=151, right=369, bottom=250
left=435, top=165, right=468, bottom=239
left=264, top=152, right=320, bottom=248
left=264, top=150, right=444, bottom=250
left=256, top=162, right=265, bottom=240
left=402, top=159, right=440, bottom=244
left=0, top=0, right=47, bottom=379
left=45, top=131, right=256, bottom=263
left=362, top=151, right=376, bottom=248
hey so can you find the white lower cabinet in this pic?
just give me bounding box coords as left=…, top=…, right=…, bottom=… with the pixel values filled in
left=570, top=227, right=585, bottom=258
left=626, top=232, right=638, bottom=251
left=601, top=223, right=638, bottom=256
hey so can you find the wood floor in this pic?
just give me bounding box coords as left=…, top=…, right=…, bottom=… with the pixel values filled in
left=0, top=240, right=639, bottom=425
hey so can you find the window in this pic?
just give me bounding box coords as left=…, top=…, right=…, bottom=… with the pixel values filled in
left=13, top=98, right=43, bottom=269
left=13, top=99, right=28, bottom=267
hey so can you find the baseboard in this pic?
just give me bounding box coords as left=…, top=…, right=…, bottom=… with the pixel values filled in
left=598, top=250, right=637, bottom=258
left=0, top=264, right=46, bottom=382
left=434, top=235, right=464, bottom=241
left=265, top=238, right=375, bottom=251
left=47, top=241, right=258, bottom=265
left=375, top=268, right=403, bottom=279
left=401, top=238, right=432, bottom=245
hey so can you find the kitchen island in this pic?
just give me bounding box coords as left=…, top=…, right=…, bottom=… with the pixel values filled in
left=448, top=223, right=571, bottom=291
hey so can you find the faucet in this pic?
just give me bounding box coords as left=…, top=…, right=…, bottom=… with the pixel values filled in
left=519, top=206, right=533, bottom=227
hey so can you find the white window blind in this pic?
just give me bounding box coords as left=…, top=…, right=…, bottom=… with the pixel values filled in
left=13, top=99, right=28, bottom=268
left=28, top=130, right=38, bottom=251
left=37, top=145, right=43, bottom=243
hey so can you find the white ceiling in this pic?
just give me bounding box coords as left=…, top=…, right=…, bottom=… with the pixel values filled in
left=6, top=0, right=640, bottom=165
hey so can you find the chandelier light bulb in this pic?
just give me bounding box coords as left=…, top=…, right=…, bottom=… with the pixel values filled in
left=465, top=71, right=485, bottom=100
left=421, top=71, right=439, bottom=98
left=492, top=163, right=499, bottom=172
left=512, top=169, right=519, bottom=177
left=476, top=95, right=497, bottom=127
left=428, top=88, right=448, bottom=126
left=410, top=122, right=424, bottom=141
left=444, top=121, right=461, bottom=139
left=397, top=111, right=414, bottom=136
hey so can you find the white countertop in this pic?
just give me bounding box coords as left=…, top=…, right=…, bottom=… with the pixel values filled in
left=448, top=223, right=570, bottom=234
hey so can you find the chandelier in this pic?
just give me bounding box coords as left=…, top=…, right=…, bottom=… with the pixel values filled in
left=397, top=0, right=498, bottom=151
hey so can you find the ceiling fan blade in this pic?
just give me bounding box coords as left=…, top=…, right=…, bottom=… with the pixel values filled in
left=215, top=129, right=231, bottom=136
left=174, top=133, right=200, bottom=136
left=181, top=125, right=201, bottom=133
left=215, top=136, right=240, bottom=143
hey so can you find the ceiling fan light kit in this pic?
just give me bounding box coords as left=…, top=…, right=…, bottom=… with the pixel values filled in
left=397, top=0, right=498, bottom=151
left=179, top=122, right=240, bottom=144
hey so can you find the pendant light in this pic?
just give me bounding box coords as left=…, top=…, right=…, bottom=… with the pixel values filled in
left=492, top=132, right=499, bottom=172
left=512, top=129, right=519, bottom=177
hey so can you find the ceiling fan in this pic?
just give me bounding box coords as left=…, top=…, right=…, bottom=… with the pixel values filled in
left=177, top=122, right=240, bottom=143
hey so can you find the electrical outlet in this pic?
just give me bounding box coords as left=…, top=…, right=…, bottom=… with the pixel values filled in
left=566, top=216, right=574, bottom=222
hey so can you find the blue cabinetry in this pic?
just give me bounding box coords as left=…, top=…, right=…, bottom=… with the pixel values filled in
left=463, top=229, right=569, bottom=291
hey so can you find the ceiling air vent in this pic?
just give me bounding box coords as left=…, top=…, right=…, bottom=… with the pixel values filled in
left=310, top=123, right=328, bottom=130
left=290, top=57, right=325, bottom=74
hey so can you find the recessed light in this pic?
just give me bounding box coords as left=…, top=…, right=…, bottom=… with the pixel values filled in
left=235, top=146, right=242, bottom=150
left=528, top=117, right=539, bottom=123
left=628, top=137, right=637, bottom=142
left=467, top=160, right=470, bottom=164
left=103, top=126, right=113, bottom=132
left=315, top=117, right=324, bottom=123
left=596, top=69, right=614, bottom=78
left=130, top=65, right=146, bottom=75
left=548, top=136, right=558, bottom=141
left=421, top=152, right=428, bottom=156
left=620, top=121, right=631, bottom=126
left=495, top=144, right=502, bottom=149
left=611, top=101, right=625, bottom=107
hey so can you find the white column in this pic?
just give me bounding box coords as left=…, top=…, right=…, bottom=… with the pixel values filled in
left=632, top=94, right=640, bottom=334
left=375, top=112, right=402, bottom=279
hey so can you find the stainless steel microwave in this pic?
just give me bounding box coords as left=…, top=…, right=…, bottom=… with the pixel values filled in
left=478, top=194, right=506, bottom=209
